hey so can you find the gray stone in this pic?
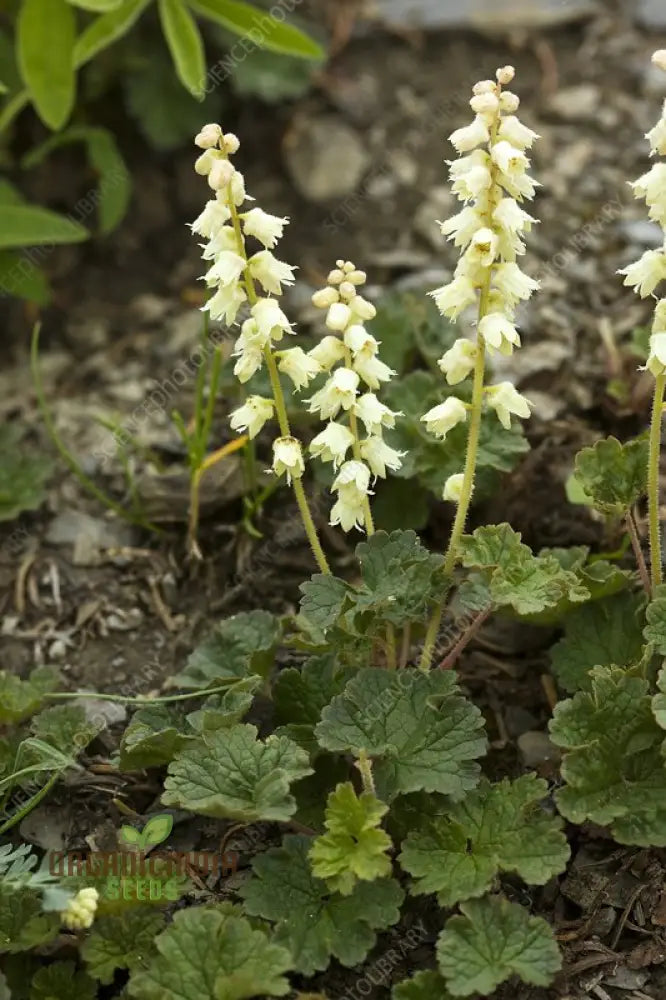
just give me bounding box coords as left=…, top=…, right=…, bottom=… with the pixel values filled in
left=46, top=511, right=135, bottom=550
left=376, top=0, right=598, bottom=31
left=517, top=730, right=561, bottom=768
left=283, top=116, right=370, bottom=202
left=636, top=0, right=666, bottom=29
left=547, top=84, right=600, bottom=122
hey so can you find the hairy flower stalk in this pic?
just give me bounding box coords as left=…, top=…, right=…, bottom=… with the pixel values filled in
left=191, top=123, right=330, bottom=574
left=619, top=50, right=666, bottom=591
left=308, top=262, right=404, bottom=535
left=419, top=66, right=539, bottom=670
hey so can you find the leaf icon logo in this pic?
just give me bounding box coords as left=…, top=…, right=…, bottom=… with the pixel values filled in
left=118, top=814, right=174, bottom=850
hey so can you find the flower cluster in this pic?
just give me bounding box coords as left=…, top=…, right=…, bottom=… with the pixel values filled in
left=60, top=887, right=99, bottom=930
left=191, top=122, right=307, bottom=486
left=421, top=65, right=538, bottom=502
left=307, top=261, right=404, bottom=531
left=621, top=51, right=666, bottom=375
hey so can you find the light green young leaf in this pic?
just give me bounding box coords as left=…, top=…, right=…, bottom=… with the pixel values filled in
left=299, top=575, right=352, bottom=635
left=392, top=971, right=453, bottom=999
left=399, top=775, right=569, bottom=907
left=185, top=676, right=260, bottom=733
left=0, top=667, right=59, bottom=724
left=158, top=0, right=206, bottom=98
left=0, top=206, right=87, bottom=251
left=550, top=591, right=645, bottom=692
left=82, top=911, right=165, bottom=984
left=190, top=0, right=324, bottom=59
left=459, top=523, right=526, bottom=570
left=68, top=0, right=123, bottom=9
left=437, top=896, right=561, bottom=996
left=17, top=0, right=76, bottom=129
left=0, top=251, right=50, bottom=304
left=119, top=706, right=193, bottom=771
left=73, top=0, right=151, bottom=64
left=30, top=704, right=102, bottom=753
left=240, top=834, right=403, bottom=975
left=0, top=885, right=60, bottom=954
left=273, top=654, right=355, bottom=753
left=315, top=669, right=486, bottom=802
left=162, top=724, right=312, bottom=822
left=572, top=435, right=648, bottom=516
left=127, top=905, right=291, bottom=1000
left=309, top=782, right=392, bottom=895
left=550, top=667, right=666, bottom=834
left=168, top=611, right=281, bottom=689
left=0, top=424, right=54, bottom=521
left=30, top=961, right=97, bottom=1000
left=644, top=583, right=666, bottom=654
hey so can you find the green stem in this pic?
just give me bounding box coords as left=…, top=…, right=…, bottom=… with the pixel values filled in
left=227, top=178, right=330, bottom=575
left=343, top=344, right=375, bottom=535
left=649, top=372, right=665, bottom=590
left=46, top=683, right=240, bottom=705
left=0, top=773, right=60, bottom=836
left=356, top=750, right=376, bottom=796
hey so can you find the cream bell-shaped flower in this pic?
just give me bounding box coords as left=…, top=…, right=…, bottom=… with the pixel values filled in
left=191, top=198, right=231, bottom=238
left=354, top=393, right=398, bottom=434
left=241, top=207, right=288, bottom=249
left=443, top=472, right=465, bottom=503
left=195, top=123, right=222, bottom=149
left=450, top=115, right=490, bottom=154
left=252, top=297, right=293, bottom=341
left=233, top=347, right=263, bottom=383
left=421, top=397, right=468, bottom=439
left=352, top=352, right=395, bottom=390
left=430, top=276, right=477, bottom=320
left=309, top=335, right=347, bottom=370
left=272, top=436, right=304, bottom=483
left=478, top=312, right=521, bottom=353
left=438, top=339, right=478, bottom=384
left=486, top=382, right=532, bottom=429
left=204, top=284, right=246, bottom=325
left=61, top=888, right=99, bottom=930
left=647, top=331, right=666, bottom=376
left=307, top=367, right=359, bottom=419
left=230, top=396, right=274, bottom=438
left=309, top=421, right=355, bottom=467
left=277, top=347, right=321, bottom=389
left=248, top=250, right=296, bottom=295
left=326, top=301, right=353, bottom=331
left=205, top=250, right=246, bottom=288
left=619, top=249, right=666, bottom=298
left=360, top=436, right=405, bottom=478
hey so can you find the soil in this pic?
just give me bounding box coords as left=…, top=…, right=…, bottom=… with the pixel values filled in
left=2, top=0, right=666, bottom=997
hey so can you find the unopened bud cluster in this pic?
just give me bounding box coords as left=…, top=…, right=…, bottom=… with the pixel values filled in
left=60, top=887, right=99, bottom=930
left=620, top=53, right=666, bottom=375
left=307, top=261, right=404, bottom=531
left=421, top=65, right=538, bottom=501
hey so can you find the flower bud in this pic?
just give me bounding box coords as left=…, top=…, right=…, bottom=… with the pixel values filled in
left=326, top=302, right=352, bottom=331
left=338, top=280, right=357, bottom=301
left=653, top=50, right=666, bottom=72
left=208, top=158, right=235, bottom=191
left=327, top=268, right=345, bottom=285
left=496, top=65, right=515, bottom=85
left=195, top=123, right=222, bottom=149
left=223, top=132, right=240, bottom=154
left=312, top=286, right=339, bottom=309
left=194, top=149, right=218, bottom=175
left=499, top=91, right=520, bottom=113
left=470, top=92, right=500, bottom=116
left=473, top=80, right=496, bottom=95
left=443, top=472, right=464, bottom=502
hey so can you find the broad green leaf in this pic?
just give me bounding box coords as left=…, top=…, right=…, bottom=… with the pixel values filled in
left=550, top=591, right=645, bottom=692
left=30, top=704, right=101, bottom=753
left=127, top=905, right=291, bottom=1000
left=315, top=668, right=487, bottom=802
left=0, top=250, right=50, bottom=304
left=393, top=971, right=453, bottom=999
left=273, top=654, right=354, bottom=754
left=23, top=127, right=131, bottom=235
left=573, top=435, right=648, bottom=516
left=18, top=0, right=76, bottom=129
left=459, top=523, right=526, bottom=571
left=292, top=754, right=349, bottom=831
left=0, top=205, right=87, bottom=250
left=0, top=885, right=59, bottom=954
left=309, top=782, right=392, bottom=895
left=437, top=896, right=561, bottom=996
left=74, top=0, right=151, bottom=64
left=168, top=610, right=281, bottom=689
left=0, top=424, right=54, bottom=520
left=189, top=0, right=324, bottom=59
left=644, top=583, right=666, bottom=654
left=158, top=0, right=206, bottom=97
left=30, top=961, right=96, bottom=1000
left=0, top=667, right=59, bottom=724
left=240, top=834, right=403, bottom=975
left=299, top=575, right=352, bottom=634
left=118, top=706, right=193, bottom=771
left=550, top=667, right=666, bottom=838
left=519, top=556, right=631, bottom=626
left=162, top=724, right=312, bottom=822
left=82, top=911, right=165, bottom=984
left=185, top=676, right=260, bottom=733
left=353, top=529, right=444, bottom=626
left=69, top=0, right=123, bottom=8
left=399, top=776, right=569, bottom=907
left=653, top=663, right=666, bottom=737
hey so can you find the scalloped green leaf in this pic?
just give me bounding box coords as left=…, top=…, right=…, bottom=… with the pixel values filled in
left=644, top=583, right=666, bottom=654
left=0, top=424, right=54, bottom=521
left=572, top=435, right=648, bottom=516
left=162, top=724, right=312, bottom=822
left=399, top=775, right=569, bottom=907
left=392, top=971, right=453, bottom=999
left=299, top=575, right=352, bottom=635
left=185, top=676, right=260, bottom=733
left=273, top=654, right=354, bottom=754
left=30, top=703, right=102, bottom=753
left=127, top=905, right=291, bottom=1000
left=437, top=896, right=561, bottom=996
left=30, top=961, right=97, bottom=1000
left=0, top=885, right=59, bottom=954
left=550, top=667, right=666, bottom=837
left=168, top=611, right=282, bottom=689
left=119, top=706, right=193, bottom=771
left=315, top=668, right=486, bottom=802
left=0, top=667, right=59, bottom=724
left=309, top=782, right=392, bottom=895
left=550, top=591, right=645, bottom=692
left=240, top=834, right=403, bottom=975
left=82, top=911, right=165, bottom=984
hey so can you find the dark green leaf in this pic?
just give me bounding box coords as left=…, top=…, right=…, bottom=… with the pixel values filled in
left=30, top=961, right=96, bottom=1000
left=82, top=911, right=165, bottom=984
left=168, top=610, right=281, bottom=689
left=18, top=0, right=76, bottom=129
left=119, top=706, right=192, bottom=771
left=573, top=435, right=648, bottom=516
left=0, top=205, right=87, bottom=250
left=190, top=0, right=324, bottom=59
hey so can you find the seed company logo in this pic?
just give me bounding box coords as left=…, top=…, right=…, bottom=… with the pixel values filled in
left=49, top=814, right=238, bottom=902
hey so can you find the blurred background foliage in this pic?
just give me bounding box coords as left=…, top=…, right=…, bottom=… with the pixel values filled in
left=0, top=0, right=325, bottom=303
